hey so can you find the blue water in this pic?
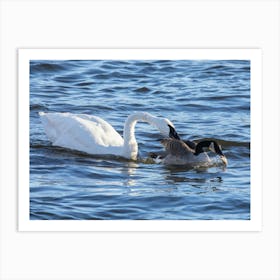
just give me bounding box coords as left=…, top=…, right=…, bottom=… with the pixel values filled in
left=30, top=59, right=250, bottom=220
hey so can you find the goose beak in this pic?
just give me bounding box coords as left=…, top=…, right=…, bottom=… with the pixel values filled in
left=220, top=155, right=228, bottom=166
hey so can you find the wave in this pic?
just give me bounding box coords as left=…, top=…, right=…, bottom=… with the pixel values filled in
left=194, top=138, right=250, bottom=148
left=134, top=86, right=151, bottom=93
left=30, top=103, right=48, bottom=111
left=30, top=62, right=66, bottom=72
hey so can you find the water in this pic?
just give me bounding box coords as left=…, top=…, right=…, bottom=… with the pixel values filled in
left=30, top=59, right=250, bottom=220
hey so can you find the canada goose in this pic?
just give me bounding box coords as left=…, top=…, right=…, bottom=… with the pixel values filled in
left=150, top=138, right=227, bottom=166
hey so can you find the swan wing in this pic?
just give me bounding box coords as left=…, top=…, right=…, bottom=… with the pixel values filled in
left=39, top=112, right=124, bottom=155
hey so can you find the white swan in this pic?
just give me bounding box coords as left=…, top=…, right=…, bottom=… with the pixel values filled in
left=39, top=111, right=179, bottom=160
left=150, top=138, right=227, bottom=166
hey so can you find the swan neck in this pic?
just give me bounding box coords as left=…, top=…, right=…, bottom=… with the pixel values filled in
left=123, top=112, right=157, bottom=160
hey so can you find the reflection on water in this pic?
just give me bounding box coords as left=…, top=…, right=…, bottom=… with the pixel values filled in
left=121, top=161, right=138, bottom=187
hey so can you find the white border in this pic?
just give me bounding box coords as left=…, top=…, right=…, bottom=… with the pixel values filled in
left=18, top=48, right=262, bottom=232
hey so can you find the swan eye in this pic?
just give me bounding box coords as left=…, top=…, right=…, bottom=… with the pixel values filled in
left=168, top=125, right=180, bottom=140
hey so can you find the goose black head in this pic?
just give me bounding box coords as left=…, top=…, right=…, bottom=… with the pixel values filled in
left=168, top=124, right=181, bottom=140
left=194, top=140, right=227, bottom=165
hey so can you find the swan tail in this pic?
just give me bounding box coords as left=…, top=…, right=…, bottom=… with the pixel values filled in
left=38, top=112, right=61, bottom=143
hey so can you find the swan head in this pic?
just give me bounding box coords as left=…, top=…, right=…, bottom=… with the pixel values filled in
left=128, top=112, right=179, bottom=140
left=155, top=118, right=180, bottom=139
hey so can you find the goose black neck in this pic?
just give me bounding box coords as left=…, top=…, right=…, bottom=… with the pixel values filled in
left=194, top=140, right=224, bottom=156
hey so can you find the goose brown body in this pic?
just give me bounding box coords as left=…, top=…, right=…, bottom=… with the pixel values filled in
left=160, top=138, right=210, bottom=165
